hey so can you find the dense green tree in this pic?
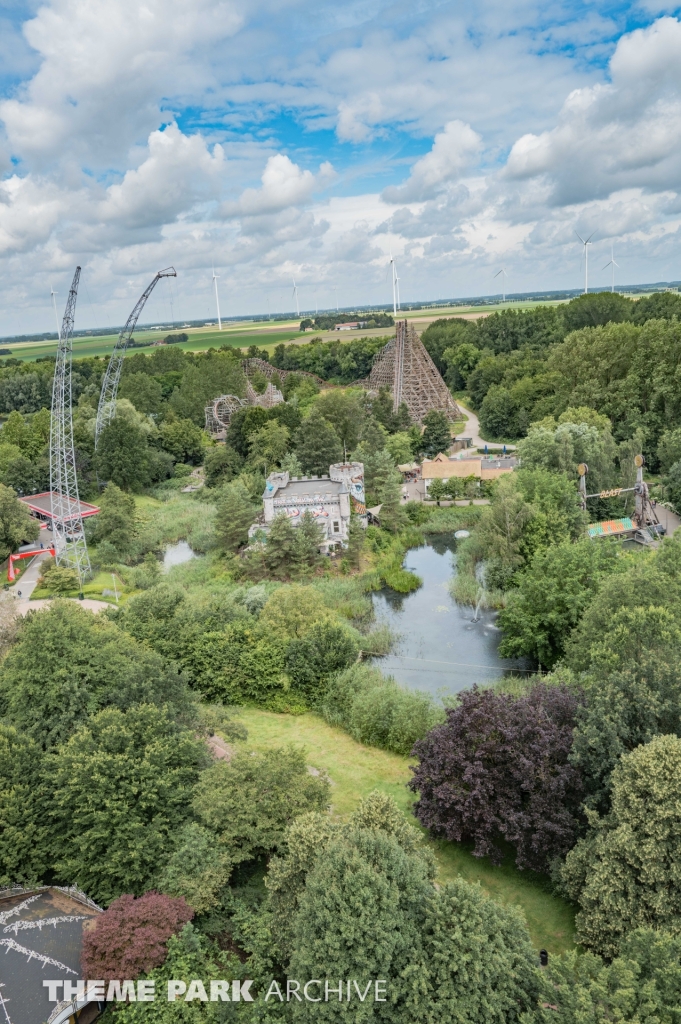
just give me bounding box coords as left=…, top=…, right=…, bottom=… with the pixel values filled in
left=562, top=292, right=633, bottom=332
left=0, top=601, right=193, bottom=749
left=40, top=565, right=79, bottom=594
left=294, top=408, right=343, bottom=474
left=420, top=409, right=451, bottom=457
left=498, top=539, right=624, bottom=667
left=518, top=414, right=617, bottom=492
left=2, top=409, right=30, bottom=449
left=570, top=612, right=681, bottom=813
left=214, top=481, right=256, bottom=551
left=414, top=879, right=539, bottom=1024
left=226, top=406, right=271, bottom=458
left=421, top=317, right=477, bottom=371
left=479, top=385, right=515, bottom=439
left=441, top=341, right=481, bottom=389
left=384, top=431, right=414, bottom=465
left=159, top=418, right=205, bottom=464
left=370, top=387, right=411, bottom=433
left=107, top=924, right=234, bottom=1024
left=565, top=542, right=681, bottom=671
left=288, top=827, right=432, bottom=1021
left=168, top=355, right=246, bottom=425
left=562, top=734, right=681, bottom=957
left=262, top=512, right=301, bottom=578
left=248, top=420, right=290, bottom=472
left=0, top=724, right=48, bottom=886
left=296, top=509, right=325, bottom=566
left=666, top=459, right=681, bottom=510
left=259, top=584, right=327, bottom=637
left=529, top=929, right=681, bottom=1024
left=286, top=619, right=359, bottom=698
left=96, top=416, right=151, bottom=490
left=203, top=444, right=242, bottom=488
left=0, top=482, right=38, bottom=558
left=2, top=454, right=49, bottom=495
left=630, top=289, right=681, bottom=323
left=0, top=442, right=22, bottom=477
left=50, top=704, right=209, bottom=904
left=119, top=372, right=164, bottom=414
left=314, top=390, right=366, bottom=450
left=657, top=426, right=681, bottom=473
left=89, top=481, right=137, bottom=554
left=193, top=747, right=330, bottom=867
left=159, top=823, right=231, bottom=914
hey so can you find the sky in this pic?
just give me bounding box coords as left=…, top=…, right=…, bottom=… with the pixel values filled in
left=1, top=0, right=681, bottom=332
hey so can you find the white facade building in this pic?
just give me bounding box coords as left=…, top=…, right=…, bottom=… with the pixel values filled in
left=257, top=462, right=366, bottom=553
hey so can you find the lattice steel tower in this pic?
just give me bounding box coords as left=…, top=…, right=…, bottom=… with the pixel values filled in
left=95, top=267, right=176, bottom=448
left=49, top=266, right=92, bottom=583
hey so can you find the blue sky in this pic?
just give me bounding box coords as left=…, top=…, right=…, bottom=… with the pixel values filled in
left=1, top=0, right=681, bottom=332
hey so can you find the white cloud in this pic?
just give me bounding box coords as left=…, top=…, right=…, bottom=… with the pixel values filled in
left=98, top=124, right=225, bottom=231
left=382, top=121, right=482, bottom=203
left=225, top=154, right=335, bottom=216
left=0, top=0, right=243, bottom=166
left=506, top=17, right=681, bottom=204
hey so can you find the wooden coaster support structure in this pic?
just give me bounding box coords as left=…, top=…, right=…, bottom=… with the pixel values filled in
left=367, top=319, right=459, bottom=423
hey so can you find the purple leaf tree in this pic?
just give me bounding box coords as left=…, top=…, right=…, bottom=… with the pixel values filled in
left=409, top=684, right=584, bottom=872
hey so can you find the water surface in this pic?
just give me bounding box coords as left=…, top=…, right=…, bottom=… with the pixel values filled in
left=371, top=534, right=529, bottom=697
left=163, top=539, right=196, bottom=570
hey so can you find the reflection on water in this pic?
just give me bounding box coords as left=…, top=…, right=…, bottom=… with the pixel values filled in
left=163, top=540, right=196, bottom=571
left=371, top=534, right=529, bottom=697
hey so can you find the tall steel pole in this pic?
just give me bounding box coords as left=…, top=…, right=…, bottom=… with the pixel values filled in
left=49, top=267, right=91, bottom=584
left=95, top=267, right=176, bottom=448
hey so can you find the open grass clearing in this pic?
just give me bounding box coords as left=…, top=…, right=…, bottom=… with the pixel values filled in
left=231, top=708, right=576, bottom=954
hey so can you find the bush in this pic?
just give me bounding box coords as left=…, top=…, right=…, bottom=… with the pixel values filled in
left=41, top=564, right=79, bottom=594
left=286, top=619, right=360, bottom=698
left=321, top=664, right=443, bottom=756
left=81, top=891, right=193, bottom=981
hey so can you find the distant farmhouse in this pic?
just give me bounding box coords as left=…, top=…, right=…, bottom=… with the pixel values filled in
left=251, top=462, right=366, bottom=554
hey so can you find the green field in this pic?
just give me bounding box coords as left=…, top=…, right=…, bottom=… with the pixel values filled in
left=2, top=299, right=569, bottom=364
left=233, top=708, right=577, bottom=955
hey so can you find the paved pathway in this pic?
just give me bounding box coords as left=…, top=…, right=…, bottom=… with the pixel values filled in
left=3, top=549, right=108, bottom=615
left=455, top=401, right=516, bottom=451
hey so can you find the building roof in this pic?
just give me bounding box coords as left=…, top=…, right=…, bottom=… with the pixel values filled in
left=18, top=493, right=100, bottom=521
left=276, top=478, right=344, bottom=497
left=0, top=886, right=102, bottom=1024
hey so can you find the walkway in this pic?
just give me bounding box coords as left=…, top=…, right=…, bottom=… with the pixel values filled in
left=3, top=549, right=108, bottom=615
left=455, top=401, right=516, bottom=451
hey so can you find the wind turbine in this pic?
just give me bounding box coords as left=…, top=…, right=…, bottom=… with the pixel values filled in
left=335, top=285, right=338, bottom=312
left=292, top=277, right=300, bottom=318
left=576, top=232, right=595, bottom=294
left=494, top=267, right=508, bottom=303
left=212, top=266, right=222, bottom=330
left=602, top=246, right=620, bottom=293
left=50, top=286, right=61, bottom=341
left=389, top=253, right=398, bottom=316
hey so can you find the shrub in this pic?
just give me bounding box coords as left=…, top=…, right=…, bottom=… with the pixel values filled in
left=286, top=620, right=359, bottom=698
left=321, top=664, right=443, bottom=756
left=81, top=891, right=193, bottom=982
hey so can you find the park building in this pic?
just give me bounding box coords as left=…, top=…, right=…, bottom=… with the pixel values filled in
left=421, top=451, right=518, bottom=494
left=250, top=462, right=366, bottom=554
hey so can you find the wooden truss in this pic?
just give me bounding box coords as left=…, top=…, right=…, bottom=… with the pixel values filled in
left=368, top=319, right=459, bottom=423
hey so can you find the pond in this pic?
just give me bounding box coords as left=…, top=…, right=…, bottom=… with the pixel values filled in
left=163, top=540, right=196, bottom=571
left=371, top=534, right=530, bottom=697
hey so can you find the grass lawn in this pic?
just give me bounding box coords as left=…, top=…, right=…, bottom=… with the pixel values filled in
left=31, top=569, right=127, bottom=603
left=232, top=708, right=576, bottom=954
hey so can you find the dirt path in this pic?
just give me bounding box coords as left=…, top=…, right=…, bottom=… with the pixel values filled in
left=455, top=401, right=516, bottom=451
